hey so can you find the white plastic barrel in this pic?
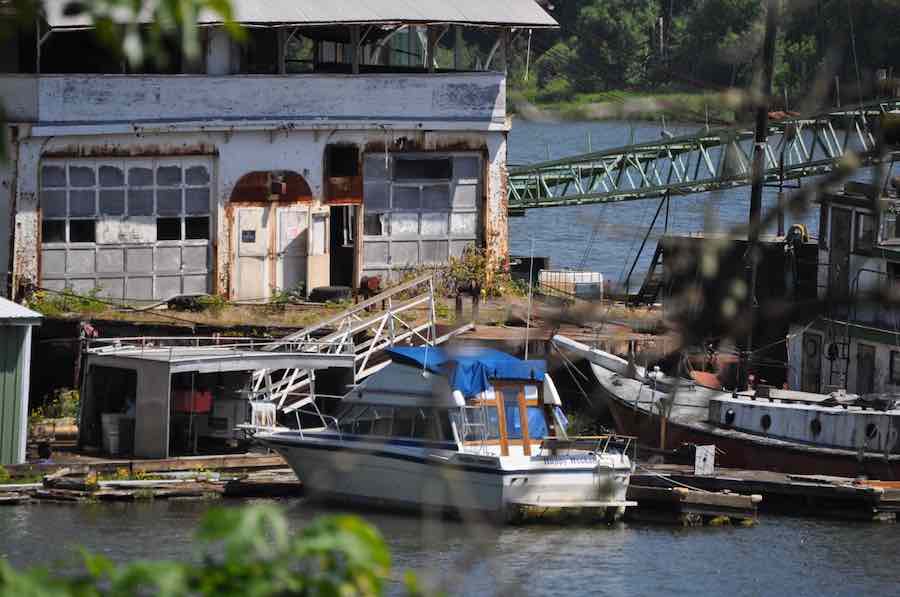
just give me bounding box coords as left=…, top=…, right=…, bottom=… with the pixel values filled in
left=101, top=413, right=123, bottom=455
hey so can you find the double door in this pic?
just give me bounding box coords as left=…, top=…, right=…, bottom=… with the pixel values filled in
left=233, top=205, right=328, bottom=301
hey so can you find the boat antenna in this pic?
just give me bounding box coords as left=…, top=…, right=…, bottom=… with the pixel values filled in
left=525, top=237, right=535, bottom=360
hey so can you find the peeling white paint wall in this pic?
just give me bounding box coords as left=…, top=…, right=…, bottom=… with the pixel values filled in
left=12, top=126, right=508, bottom=298
left=0, top=76, right=38, bottom=121
left=36, top=73, right=506, bottom=126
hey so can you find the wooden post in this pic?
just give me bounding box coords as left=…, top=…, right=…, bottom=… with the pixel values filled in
left=517, top=387, right=531, bottom=456
left=495, top=388, right=509, bottom=456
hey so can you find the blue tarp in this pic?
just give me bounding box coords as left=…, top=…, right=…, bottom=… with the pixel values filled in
left=386, top=346, right=546, bottom=397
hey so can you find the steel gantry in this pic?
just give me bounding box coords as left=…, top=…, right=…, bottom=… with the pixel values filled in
left=507, top=100, right=900, bottom=212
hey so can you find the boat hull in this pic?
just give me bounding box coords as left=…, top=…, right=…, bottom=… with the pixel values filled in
left=258, top=433, right=633, bottom=520
left=603, top=386, right=900, bottom=479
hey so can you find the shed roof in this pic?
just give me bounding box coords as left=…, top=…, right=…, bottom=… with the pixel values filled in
left=0, top=297, right=42, bottom=325
left=43, top=0, right=558, bottom=30
left=86, top=346, right=353, bottom=374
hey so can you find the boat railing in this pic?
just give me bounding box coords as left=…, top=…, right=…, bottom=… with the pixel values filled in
left=538, top=434, right=637, bottom=461
left=291, top=409, right=342, bottom=441
left=461, top=404, right=491, bottom=454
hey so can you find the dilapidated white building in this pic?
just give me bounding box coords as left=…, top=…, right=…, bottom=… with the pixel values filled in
left=1, top=1, right=555, bottom=301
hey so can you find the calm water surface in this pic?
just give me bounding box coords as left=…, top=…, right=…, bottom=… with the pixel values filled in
left=2, top=499, right=899, bottom=596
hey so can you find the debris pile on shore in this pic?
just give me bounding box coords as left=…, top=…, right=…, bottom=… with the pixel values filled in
left=0, top=466, right=301, bottom=504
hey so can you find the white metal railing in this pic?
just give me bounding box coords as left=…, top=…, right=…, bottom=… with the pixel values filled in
left=250, top=273, right=468, bottom=413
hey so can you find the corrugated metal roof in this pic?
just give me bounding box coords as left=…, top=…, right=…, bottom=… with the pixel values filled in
left=43, top=0, right=558, bottom=29
left=0, top=297, right=42, bottom=323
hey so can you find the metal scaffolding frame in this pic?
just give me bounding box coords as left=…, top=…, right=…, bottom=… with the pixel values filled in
left=508, top=99, right=900, bottom=211
left=250, top=273, right=471, bottom=413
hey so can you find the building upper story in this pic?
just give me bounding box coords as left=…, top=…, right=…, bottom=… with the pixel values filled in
left=1, top=0, right=556, bottom=134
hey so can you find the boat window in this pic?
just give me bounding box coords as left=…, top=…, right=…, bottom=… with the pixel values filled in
left=353, top=407, right=374, bottom=435
left=455, top=406, right=501, bottom=441
left=411, top=408, right=440, bottom=440
left=371, top=407, right=394, bottom=436
left=527, top=407, right=549, bottom=439
left=392, top=407, right=416, bottom=437
left=437, top=410, right=455, bottom=441
left=338, top=404, right=366, bottom=434
left=504, top=401, right=549, bottom=440
left=505, top=402, right=524, bottom=439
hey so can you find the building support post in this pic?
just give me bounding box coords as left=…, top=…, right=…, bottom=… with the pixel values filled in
left=350, top=25, right=360, bottom=74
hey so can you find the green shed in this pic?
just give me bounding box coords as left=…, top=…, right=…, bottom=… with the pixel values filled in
left=0, top=298, right=41, bottom=465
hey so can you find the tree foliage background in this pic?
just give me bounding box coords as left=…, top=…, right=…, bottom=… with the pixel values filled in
left=512, top=0, right=900, bottom=106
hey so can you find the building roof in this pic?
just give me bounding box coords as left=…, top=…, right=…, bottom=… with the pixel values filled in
left=0, top=297, right=42, bottom=325
left=42, top=0, right=558, bottom=30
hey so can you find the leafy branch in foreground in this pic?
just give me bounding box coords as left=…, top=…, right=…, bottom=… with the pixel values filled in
left=0, top=505, right=431, bottom=597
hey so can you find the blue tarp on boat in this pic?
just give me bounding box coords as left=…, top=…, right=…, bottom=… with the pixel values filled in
left=386, top=346, right=546, bottom=397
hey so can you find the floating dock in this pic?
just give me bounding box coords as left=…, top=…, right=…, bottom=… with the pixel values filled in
left=626, top=484, right=760, bottom=526
left=633, top=465, right=900, bottom=522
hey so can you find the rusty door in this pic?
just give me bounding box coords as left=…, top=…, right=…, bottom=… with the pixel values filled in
left=234, top=207, right=268, bottom=301
left=276, top=207, right=309, bottom=294
left=307, top=209, right=330, bottom=293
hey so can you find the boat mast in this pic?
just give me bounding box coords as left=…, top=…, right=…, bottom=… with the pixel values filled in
left=744, top=0, right=779, bottom=389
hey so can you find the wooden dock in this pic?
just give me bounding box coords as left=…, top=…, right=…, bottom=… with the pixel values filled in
left=633, top=465, right=900, bottom=522
left=626, top=484, right=760, bottom=526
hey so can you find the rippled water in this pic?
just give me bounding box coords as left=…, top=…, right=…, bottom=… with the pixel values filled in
left=2, top=499, right=899, bottom=596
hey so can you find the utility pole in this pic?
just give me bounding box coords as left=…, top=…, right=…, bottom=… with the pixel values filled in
left=744, top=0, right=779, bottom=389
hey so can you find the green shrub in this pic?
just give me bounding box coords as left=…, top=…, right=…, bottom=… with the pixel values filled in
left=26, top=287, right=106, bottom=317
left=33, top=389, right=80, bottom=420
left=196, top=293, right=228, bottom=315
left=0, top=466, right=10, bottom=484
left=536, top=77, right=574, bottom=103
left=0, top=505, right=425, bottom=596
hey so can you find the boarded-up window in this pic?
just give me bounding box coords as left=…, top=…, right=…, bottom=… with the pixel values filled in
left=362, top=153, right=481, bottom=278
left=39, top=158, right=213, bottom=300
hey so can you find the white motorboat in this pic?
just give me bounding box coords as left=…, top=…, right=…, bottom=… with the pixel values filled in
left=256, top=346, right=635, bottom=521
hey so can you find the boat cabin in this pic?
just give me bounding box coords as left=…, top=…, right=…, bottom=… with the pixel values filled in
left=329, top=347, right=568, bottom=456
left=787, top=176, right=900, bottom=395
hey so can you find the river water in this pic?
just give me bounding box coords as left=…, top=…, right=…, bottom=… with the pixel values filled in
left=3, top=121, right=898, bottom=595
left=2, top=498, right=899, bottom=596
left=507, top=118, right=825, bottom=290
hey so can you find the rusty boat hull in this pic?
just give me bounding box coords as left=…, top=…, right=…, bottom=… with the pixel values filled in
left=553, top=334, right=900, bottom=480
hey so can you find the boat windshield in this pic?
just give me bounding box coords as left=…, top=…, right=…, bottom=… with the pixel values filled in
left=331, top=404, right=455, bottom=442
left=449, top=405, right=550, bottom=442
